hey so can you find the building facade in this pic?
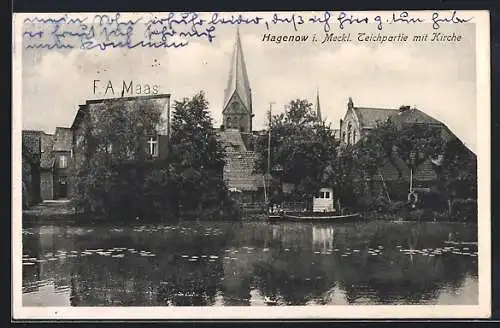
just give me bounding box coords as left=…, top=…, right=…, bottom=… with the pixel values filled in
left=70, top=94, right=172, bottom=172
left=22, top=128, right=75, bottom=204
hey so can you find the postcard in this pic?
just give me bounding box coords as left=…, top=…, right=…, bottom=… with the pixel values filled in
left=12, top=10, right=491, bottom=319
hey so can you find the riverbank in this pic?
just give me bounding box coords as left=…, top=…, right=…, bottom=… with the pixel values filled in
left=21, top=200, right=475, bottom=226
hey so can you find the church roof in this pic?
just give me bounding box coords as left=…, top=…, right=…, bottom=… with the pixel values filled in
left=217, top=129, right=263, bottom=192
left=390, top=107, right=443, bottom=126
left=352, top=107, right=400, bottom=129
left=223, top=151, right=263, bottom=191
left=223, top=28, right=252, bottom=113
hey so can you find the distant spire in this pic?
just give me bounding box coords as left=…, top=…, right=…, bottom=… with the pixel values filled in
left=223, top=27, right=252, bottom=113
left=315, top=88, right=322, bottom=121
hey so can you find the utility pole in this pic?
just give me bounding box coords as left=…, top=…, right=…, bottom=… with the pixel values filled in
left=267, top=102, right=275, bottom=179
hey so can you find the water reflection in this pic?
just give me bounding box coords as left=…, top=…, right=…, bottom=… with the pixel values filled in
left=22, top=221, right=478, bottom=306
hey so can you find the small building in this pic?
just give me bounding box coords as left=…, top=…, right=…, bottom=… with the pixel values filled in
left=313, top=187, right=335, bottom=212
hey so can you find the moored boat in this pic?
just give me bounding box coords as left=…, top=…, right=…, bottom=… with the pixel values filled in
left=272, top=211, right=362, bottom=222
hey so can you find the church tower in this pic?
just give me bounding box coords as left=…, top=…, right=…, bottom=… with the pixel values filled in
left=315, top=89, right=322, bottom=121
left=222, top=28, right=253, bottom=133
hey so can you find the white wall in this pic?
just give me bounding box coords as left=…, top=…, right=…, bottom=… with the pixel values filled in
left=313, top=187, right=335, bottom=212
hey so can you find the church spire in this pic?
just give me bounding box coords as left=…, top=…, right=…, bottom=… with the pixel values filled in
left=315, top=88, right=322, bottom=121
left=223, top=27, right=252, bottom=114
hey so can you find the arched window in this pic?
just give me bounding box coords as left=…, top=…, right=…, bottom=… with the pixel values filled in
left=347, top=132, right=351, bottom=145
left=353, top=130, right=357, bottom=144
left=226, top=117, right=232, bottom=128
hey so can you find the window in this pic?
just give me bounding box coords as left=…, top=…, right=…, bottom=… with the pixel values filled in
left=226, top=117, right=232, bottom=128
left=353, top=131, right=357, bottom=144
left=59, top=155, right=68, bottom=168
left=147, top=136, right=158, bottom=157
left=342, top=132, right=346, bottom=143
left=347, top=132, right=351, bottom=145
left=320, top=192, right=325, bottom=199
left=325, top=192, right=330, bottom=199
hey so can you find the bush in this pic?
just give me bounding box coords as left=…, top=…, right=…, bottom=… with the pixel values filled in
left=450, top=199, right=477, bottom=223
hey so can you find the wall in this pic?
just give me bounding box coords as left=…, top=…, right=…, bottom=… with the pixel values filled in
left=339, top=107, right=361, bottom=146
left=223, top=93, right=251, bottom=133
left=40, top=170, right=53, bottom=200
left=313, top=188, right=335, bottom=212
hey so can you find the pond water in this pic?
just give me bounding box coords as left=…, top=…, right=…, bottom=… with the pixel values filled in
left=21, top=220, right=478, bottom=306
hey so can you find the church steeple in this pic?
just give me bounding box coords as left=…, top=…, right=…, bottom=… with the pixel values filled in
left=222, top=27, right=253, bottom=132
left=315, top=88, right=322, bottom=121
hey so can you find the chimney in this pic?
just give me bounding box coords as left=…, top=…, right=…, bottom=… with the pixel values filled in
left=399, top=105, right=411, bottom=112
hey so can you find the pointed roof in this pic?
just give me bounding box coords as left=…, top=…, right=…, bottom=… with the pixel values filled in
left=315, top=89, right=322, bottom=121
left=223, top=28, right=252, bottom=113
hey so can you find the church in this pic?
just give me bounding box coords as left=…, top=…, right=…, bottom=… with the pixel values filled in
left=216, top=28, right=266, bottom=206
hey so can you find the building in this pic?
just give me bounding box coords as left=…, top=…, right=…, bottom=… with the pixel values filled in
left=338, top=97, right=475, bottom=200
left=22, top=128, right=74, bottom=204
left=221, top=28, right=254, bottom=134
left=70, top=94, right=172, bottom=172
left=217, top=29, right=265, bottom=205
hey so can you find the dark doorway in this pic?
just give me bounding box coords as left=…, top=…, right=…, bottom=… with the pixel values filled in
left=56, top=176, right=68, bottom=199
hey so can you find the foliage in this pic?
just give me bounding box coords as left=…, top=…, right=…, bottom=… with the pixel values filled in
left=254, top=99, right=338, bottom=198
left=394, top=124, right=444, bottom=170
left=439, top=138, right=477, bottom=200
left=169, top=92, right=231, bottom=215
left=73, top=93, right=235, bottom=222
left=450, top=199, right=477, bottom=222
left=336, top=119, right=476, bottom=216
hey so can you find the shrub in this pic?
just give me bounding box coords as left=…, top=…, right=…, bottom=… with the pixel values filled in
left=450, top=199, right=477, bottom=223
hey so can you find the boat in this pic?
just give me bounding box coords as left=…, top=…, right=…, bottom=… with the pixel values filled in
left=277, top=211, right=362, bottom=222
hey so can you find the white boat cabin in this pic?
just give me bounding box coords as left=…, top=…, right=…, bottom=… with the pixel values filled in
left=313, top=187, right=335, bottom=212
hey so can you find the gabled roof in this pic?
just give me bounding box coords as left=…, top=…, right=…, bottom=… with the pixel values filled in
left=22, top=130, right=42, bottom=156
left=352, top=107, right=400, bottom=129
left=223, top=28, right=252, bottom=113
left=53, top=127, right=73, bottom=151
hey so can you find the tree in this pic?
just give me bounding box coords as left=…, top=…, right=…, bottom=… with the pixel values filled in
left=169, top=92, right=229, bottom=216
left=438, top=138, right=477, bottom=215
left=255, top=99, right=338, bottom=201
left=394, top=124, right=444, bottom=172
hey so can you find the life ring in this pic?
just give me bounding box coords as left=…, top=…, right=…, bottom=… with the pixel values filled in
left=408, top=192, right=418, bottom=206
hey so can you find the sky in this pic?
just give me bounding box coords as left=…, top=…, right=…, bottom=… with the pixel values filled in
left=19, top=12, right=479, bottom=153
